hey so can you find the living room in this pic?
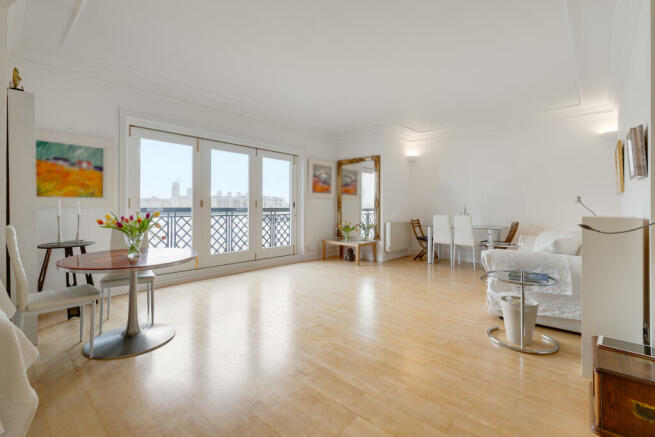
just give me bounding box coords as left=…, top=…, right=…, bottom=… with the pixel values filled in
left=1, top=1, right=653, bottom=436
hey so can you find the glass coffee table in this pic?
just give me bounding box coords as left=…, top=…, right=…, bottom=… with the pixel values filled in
left=482, top=270, right=559, bottom=355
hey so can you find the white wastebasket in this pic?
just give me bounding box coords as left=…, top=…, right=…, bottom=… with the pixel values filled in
left=500, top=295, right=539, bottom=346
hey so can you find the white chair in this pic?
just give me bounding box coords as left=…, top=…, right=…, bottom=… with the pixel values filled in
left=453, top=215, right=477, bottom=271
left=99, top=230, right=155, bottom=334
left=433, top=214, right=454, bottom=268
left=5, top=225, right=99, bottom=358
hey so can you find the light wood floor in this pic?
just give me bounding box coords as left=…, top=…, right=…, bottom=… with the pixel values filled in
left=27, top=256, right=592, bottom=436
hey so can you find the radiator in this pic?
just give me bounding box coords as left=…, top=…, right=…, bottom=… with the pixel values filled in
left=385, top=221, right=411, bottom=252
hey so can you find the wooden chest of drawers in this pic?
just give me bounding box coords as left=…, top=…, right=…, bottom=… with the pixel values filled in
left=591, top=336, right=655, bottom=436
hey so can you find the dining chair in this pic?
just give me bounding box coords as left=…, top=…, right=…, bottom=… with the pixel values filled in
left=453, top=215, right=477, bottom=271
left=409, top=219, right=429, bottom=260
left=5, top=225, right=100, bottom=357
left=481, top=221, right=519, bottom=249
left=99, top=230, right=155, bottom=334
left=433, top=214, right=454, bottom=268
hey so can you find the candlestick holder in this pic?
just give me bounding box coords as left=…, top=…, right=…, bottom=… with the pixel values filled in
left=75, top=214, right=81, bottom=241
left=57, top=216, right=63, bottom=243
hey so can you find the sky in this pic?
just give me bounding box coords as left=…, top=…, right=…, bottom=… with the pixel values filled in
left=140, top=139, right=290, bottom=202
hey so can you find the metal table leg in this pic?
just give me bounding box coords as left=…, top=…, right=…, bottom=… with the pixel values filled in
left=83, top=270, right=174, bottom=359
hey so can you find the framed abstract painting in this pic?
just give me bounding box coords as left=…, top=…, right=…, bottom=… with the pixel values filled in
left=308, top=158, right=335, bottom=199
left=35, top=130, right=116, bottom=208
left=340, top=168, right=359, bottom=196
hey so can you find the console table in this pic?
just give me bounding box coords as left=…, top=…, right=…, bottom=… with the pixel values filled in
left=322, top=239, right=377, bottom=265
left=37, top=240, right=95, bottom=319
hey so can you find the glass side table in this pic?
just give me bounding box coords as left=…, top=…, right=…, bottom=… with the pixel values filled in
left=481, top=270, right=559, bottom=355
left=481, top=241, right=518, bottom=250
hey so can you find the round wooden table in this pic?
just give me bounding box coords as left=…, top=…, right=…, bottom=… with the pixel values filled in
left=56, top=248, right=197, bottom=359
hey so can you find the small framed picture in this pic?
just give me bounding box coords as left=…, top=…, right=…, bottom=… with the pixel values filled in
left=626, top=125, right=647, bottom=180
left=308, top=158, right=335, bottom=199
left=35, top=129, right=116, bottom=208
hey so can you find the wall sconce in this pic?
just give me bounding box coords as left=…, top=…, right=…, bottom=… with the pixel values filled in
left=405, top=151, right=420, bottom=163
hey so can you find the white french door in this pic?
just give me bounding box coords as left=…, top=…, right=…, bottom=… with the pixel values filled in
left=128, top=126, right=296, bottom=270
left=128, top=127, right=199, bottom=272
left=199, top=139, right=255, bottom=266
left=258, top=150, right=296, bottom=259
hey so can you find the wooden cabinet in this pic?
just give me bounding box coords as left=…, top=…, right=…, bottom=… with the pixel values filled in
left=591, top=336, right=655, bottom=436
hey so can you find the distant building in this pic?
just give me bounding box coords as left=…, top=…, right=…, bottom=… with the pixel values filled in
left=140, top=182, right=288, bottom=210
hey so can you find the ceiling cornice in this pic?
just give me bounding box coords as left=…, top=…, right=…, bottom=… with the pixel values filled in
left=9, top=54, right=339, bottom=141
left=339, top=103, right=617, bottom=144
left=607, top=0, right=643, bottom=109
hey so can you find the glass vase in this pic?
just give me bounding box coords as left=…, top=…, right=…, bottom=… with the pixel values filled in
left=124, top=233, right=143, bottom=262
left=343, top=231, right=351, bottom=241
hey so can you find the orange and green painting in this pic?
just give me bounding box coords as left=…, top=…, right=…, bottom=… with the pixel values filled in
left=36, top=141, right=103, bottom=197
left=341, top=169, right=358, bottom=195
left=311, top=163, right=333, bottom=193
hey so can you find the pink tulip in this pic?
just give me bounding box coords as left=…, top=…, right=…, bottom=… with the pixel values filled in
left=130, top=215, right=134, bottom=221
left=120, top=216, right=126, bottom=222
left=146, top=213, right=151, bottom=219
left=116, top=222, right=123, bottom=228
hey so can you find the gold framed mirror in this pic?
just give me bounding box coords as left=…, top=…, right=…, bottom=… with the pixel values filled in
left=336, top=155, right=381, bottom=240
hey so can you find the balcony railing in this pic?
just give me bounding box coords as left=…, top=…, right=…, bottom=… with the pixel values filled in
left=141, top=207, right=291, bottom=252
left=361, top=208, right=375, bottom=228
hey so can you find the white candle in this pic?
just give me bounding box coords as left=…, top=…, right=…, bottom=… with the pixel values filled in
left=77, top=200, right=81, bottom=215
left=57, top=200, right=62, bottom=217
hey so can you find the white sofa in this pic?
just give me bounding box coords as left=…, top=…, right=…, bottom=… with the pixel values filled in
left=480, top=232, right=582, bottom=333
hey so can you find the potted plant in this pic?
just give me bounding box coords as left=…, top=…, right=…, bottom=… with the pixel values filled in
left=96, top=211, right=164, bottom=262
left=337, top=222, right=359, bottom=241
left=360, top=223, right=374, bottom=239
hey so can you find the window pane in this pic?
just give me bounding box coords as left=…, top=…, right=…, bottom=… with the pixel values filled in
left=361, top=171, right=375, bottom=230
left=140, top=138, right=193, bottom=248
left=210, top=149, right=249, bottom=254
left=262, top=157, right=290, bottom=248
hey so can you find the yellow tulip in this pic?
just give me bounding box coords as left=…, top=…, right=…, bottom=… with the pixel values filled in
left=154, top=211, right=160, bottom=217
left=105, top=214, right=111, bottom=220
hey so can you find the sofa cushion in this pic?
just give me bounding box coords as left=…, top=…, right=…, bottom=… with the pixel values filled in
left=533, top=231, right=581, bottom=255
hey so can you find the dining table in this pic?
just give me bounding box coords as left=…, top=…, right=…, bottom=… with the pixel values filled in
left=56, top=247, right=197, bottom=359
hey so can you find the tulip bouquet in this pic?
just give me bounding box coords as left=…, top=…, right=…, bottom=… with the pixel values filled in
left=337, top=221, right=359, bottom=241
left=360, top=222, right=375, bottom=239
left=96, top=211, right=163, bottom=262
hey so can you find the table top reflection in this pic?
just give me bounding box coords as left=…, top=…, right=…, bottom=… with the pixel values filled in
left=56, top=248, right=197, bottom=273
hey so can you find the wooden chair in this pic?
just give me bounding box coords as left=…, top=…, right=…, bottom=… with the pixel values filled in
left=410, top=219, right=429, bottom=260
left=481, top=221, right=519, bottom=249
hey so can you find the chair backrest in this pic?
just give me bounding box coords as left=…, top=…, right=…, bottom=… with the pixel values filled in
left=409, top=219, right=425, bottom=239
left=5, top=226, right=29, bottom=311
left=433, top=215, right=452, bottom=245
left=110, top=229, right=149, bottom=251
left=505, top=221, right=519, bottom=243
left=453, top=215, right=475, bottom=246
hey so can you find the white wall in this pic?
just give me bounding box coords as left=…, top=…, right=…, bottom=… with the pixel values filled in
left=406, top=114, right=621, bottom=261
left=616, top=0, right=651, bottom=219
left=12, top=58, right=337, bottom=290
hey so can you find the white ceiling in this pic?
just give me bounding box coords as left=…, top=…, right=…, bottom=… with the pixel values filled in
left=9, top=0, right=621, bottom=135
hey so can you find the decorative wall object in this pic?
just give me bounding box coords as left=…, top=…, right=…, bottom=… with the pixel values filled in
left=614, top=140, right=624, bottom=194
left=341, top=168, right=359, bottom=195
left=37, top=140, right=103, bottom=197
left=626, top=124, right=647, bottom=180
left=35, top=130, right=116, bottom=208
left=308, top=158, right=335, bottom=199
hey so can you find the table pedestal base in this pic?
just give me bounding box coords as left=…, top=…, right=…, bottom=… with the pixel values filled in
left=83, top=324, right=175, bottom=359
left=487, top=326, right=559, bottom=355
